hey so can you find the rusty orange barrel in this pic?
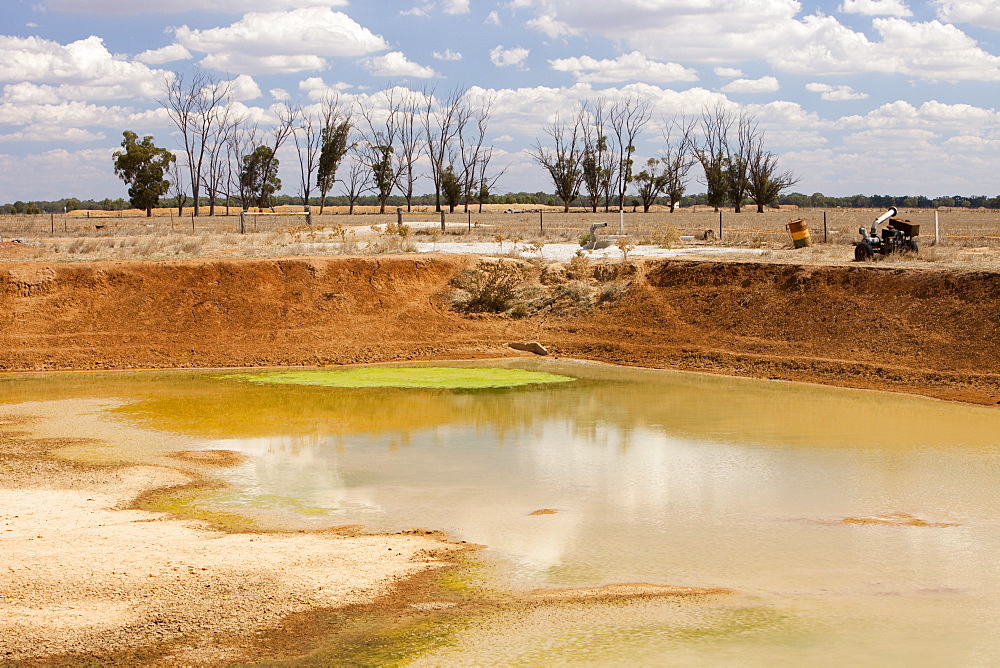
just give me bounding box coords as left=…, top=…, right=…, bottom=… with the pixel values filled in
left=786, top=219, right=810, bottom=248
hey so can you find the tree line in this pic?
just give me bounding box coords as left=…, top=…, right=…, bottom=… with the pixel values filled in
left=6, top=191, right=1000, bottom=216
left=5, top=68, right=1000, bottom=215
left=108, top=72, right=508, bottom=217
left=527, top=99, right=800, bottom=214
left=112, top=81, right=800, bottom=218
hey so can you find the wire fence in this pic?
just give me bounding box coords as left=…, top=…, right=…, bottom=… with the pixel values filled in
left=2, top=207, right=999, bottom=249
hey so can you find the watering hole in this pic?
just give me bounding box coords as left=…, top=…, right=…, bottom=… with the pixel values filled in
left=2, top=359, right=998, bottom=665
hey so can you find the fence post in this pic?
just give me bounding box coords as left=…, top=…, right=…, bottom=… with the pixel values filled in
left=539, top=209, right=543, bottom=233
left=934, top=210, right=939, bottom=245
left=191, top=213, right=195, bottom=233
left=823, top=211, right=828, bottom=243
left=397, top=208, right=403, bottom=226
left=50, top=214, right=54, bottom=236
left=440, top=210, right=446, bottom=232
left=718, top=210, right=723, bottom=241
left=239, top=211, right=246, bottom=234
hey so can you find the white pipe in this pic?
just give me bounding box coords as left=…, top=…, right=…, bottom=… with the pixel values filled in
left=873, top=207, right=897, bottom=227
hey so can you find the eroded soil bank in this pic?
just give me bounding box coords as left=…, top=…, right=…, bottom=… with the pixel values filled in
left=3, top=254, right=1000, bottom=404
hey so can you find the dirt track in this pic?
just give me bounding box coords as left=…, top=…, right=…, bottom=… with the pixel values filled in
left=3, top=254, right=1000, bottom=404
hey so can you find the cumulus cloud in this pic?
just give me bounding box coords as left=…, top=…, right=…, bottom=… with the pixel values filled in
left=526, top=14, right=579, bottom=38
left=490, top=46, right=530, bottom=68
left=839, top=0, right=912, bottom=16
left=486, top=10, right=501, bottom=25
left=39, top=0, right=346, bottom=14
left=0, top=36, right=164, bottom=99
left=442, top=0, right=471, bottom=14
left=174, top=8, right=388, bottom=74
left=0, top=98, right=173, bottom=148
left=298, top=77, right=353, bottom=101
left=509, top=0, right=1000, bottom=81
left=0, top=127, right=106, bottom=143
left=0, top=148, right=123, bottom=200
left=934, top=0, right=1000, bottom=29
left=549, top=52, right=698, bottom=83
left=714, top=67, right=744, bottom=77
left=433, top=49, right=463, bottom=61
left=400, top=4, right=432, bottom=17
left=720, top=75, right=780, bottom=93
left=359, top=52, right=438, bottom=78
left=136, top=44, right=192, bottom=65
left=806, top=82, right=869, bottom=100
left=227, top=74, right=262, bottom=101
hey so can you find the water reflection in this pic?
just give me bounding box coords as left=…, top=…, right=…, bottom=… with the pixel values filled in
left=3, top=361, right=998, bottom=662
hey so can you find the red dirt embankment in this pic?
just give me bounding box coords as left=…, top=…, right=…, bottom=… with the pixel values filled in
left=3, top=256, right=1000, bottom=404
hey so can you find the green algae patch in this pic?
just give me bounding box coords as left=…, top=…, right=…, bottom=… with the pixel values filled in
left=223, top=367, right=576, bottom=390
left=136, top=487, right=256, bottom=533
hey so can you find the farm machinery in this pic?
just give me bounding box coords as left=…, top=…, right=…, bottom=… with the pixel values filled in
left=854, top=207, right=919, bottom=261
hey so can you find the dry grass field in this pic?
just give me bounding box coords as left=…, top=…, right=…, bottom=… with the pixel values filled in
left=3, top=204, right=1000, bottom=268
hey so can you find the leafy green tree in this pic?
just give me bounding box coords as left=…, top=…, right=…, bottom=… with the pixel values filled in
left=633, top=159, right=669, bottom=213
left=441, top=164, right=461, bottom=213
left=369, top=143, right=395, bottom=214
left=239, top=145, right=281, bottom=210
left=316, top=120, right=351, bottom=214
left=112, top=131, right=175, bottom=217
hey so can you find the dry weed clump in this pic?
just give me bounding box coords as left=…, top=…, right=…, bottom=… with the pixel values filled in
left=450, top=259, right=530, bottom=313
left=650, top=225, right=682, bottom=248
left=449, top=256, right=635, bottom=318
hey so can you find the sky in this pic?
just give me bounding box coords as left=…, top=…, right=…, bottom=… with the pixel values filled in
left=2, top=0, right=1000, bottom=202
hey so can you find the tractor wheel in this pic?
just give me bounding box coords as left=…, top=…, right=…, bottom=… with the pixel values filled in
left=904, top=239, right=918, bottom=254
left=854, top=242, right=874, bottom=261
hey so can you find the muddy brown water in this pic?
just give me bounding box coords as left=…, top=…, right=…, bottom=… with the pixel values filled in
left=2, top=359, right=998, bottom=665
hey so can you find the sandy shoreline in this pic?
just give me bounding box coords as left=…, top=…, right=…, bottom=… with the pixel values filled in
left=0, top=401, right=464, bottom=664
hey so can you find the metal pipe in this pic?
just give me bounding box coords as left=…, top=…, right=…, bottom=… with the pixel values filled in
left=870, top=207, right=897, bottom=235
left=588, top=222, right=607, bottom=250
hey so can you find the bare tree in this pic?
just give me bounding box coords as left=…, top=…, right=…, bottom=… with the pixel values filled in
left=747, top=143, right=799, bottom=213
left=341, top=144, right=372, bottom=214
left=395, top=90, right=425, bottom=212
left=660, top=116, right=696, bottom=212
left=423, top=86, right=471, bottom=212
left=458, top=92, right=498, bottom=212
left=726, top=111, right=758, bottom=214
left=202, top=104, right=244, bottom=215
left=529, top=114, right=584, bottom=213
left=292, top=101, right=320, bottom=217
left=166, top=157, right=188, bottom=215
left=357, top=89, right=408, bottom=214
left=580, top=99, right=617, bottom=213
left=161, top=70, right=232, bottom=216
left=608, top=94, right=651, bottom=211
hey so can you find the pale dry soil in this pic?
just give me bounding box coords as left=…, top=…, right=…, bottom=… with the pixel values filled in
left=0, top=401, right=462, bottom=665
